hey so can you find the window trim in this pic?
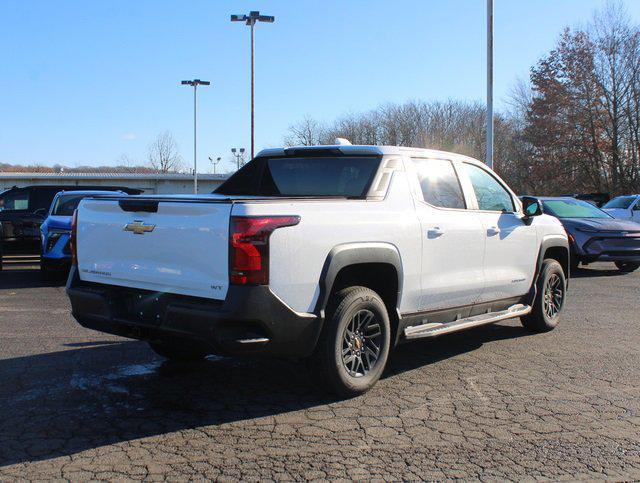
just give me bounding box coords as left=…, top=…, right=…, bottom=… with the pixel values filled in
left=409, top=157, right=469, bottom=211
left=461, top=161, right=518, bottom=214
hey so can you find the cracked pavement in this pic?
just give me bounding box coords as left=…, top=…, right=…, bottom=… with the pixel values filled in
left=1, top=263, right=639, bottom=480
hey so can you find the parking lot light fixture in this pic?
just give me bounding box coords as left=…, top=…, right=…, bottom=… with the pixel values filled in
left=230, top=11, right=275, bottom=160
left=209, top=156, right=222, bottom=174
left=181, top=79, right=211, bottom=194
left=231, top=148, right=246, bottom=171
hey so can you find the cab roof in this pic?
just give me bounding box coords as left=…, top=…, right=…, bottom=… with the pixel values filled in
left=256, top=145, right=485, bottom=166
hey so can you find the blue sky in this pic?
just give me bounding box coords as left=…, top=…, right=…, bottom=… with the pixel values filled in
left=2, top=0, right=640, bottom=172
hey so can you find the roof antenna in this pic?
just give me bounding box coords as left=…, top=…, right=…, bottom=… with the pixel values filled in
left=335, top=138, right=352, bottom=146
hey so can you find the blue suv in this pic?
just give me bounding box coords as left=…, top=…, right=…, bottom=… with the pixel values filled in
left=40, top=190, right=126, bottom=274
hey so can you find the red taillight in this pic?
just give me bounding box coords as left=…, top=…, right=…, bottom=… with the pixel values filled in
left=230, top=215, right=300, bottom=285
left=70, top=209, right=78, bottom=266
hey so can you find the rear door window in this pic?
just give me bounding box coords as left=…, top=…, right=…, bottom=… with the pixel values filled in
left=411, top=158, right=466, bottom=209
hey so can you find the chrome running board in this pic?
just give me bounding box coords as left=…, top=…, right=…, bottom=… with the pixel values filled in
left=404, top=304, right=532, bottom=340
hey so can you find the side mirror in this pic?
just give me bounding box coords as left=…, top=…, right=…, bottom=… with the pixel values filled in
left=521, top=196, right=543, bottom=218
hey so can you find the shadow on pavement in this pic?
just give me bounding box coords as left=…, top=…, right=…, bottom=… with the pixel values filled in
left=571, top=265, right=632, bottom=278
left=0, top=323, right=532, bottom=467
left=0, top=267, right=67, bottom=290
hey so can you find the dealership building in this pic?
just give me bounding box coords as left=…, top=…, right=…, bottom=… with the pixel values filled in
left=0, top=172, right=229, bottom=194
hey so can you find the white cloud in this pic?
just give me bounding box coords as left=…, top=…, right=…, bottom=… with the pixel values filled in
left=121, top=133, right=136, bottom=141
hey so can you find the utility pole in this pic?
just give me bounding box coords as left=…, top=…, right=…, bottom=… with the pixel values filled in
left=486, top=0, right=494, bottom=170
left=181, top=79, right=210, bottom=193
left=231, top=11, right=275, bottom=160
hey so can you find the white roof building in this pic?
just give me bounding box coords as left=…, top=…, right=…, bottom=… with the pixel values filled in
left=0, top=172, right=230, bottom=194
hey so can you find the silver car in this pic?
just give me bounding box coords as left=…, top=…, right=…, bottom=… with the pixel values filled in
left=602, top=195, right=640, bottom=221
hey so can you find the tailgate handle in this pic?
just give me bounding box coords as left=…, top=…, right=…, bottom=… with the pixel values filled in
left=119, top=200, right=159, bottom=213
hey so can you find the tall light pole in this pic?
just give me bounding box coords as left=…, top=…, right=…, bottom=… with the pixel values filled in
left=181, top=79, right=210, bottom=193
left=231, top=11, right=275, bottom=160
left=486, top=0, right=494, bottom=170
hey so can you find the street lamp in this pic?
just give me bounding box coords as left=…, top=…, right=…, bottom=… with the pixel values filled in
left=181, top=78, right=211, bottom=193
left=486, top=0, right=494, bottom=170
left=231, top=147, right=246, bottom=171
left=230, top=11, right=275, bottom=160
left=209, top=156, right=222, bottom=174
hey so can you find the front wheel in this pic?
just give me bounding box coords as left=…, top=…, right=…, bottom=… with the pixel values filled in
left=311, top=286, right=391, bottom=398
left=148, top=340, right=209, bottom=361
left=521, top=259, right=566, bottom=332
left=615, top=261, right=640, bottom=272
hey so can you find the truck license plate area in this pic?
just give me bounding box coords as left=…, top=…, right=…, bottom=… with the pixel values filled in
left=114, top=289, right=168, bottom=326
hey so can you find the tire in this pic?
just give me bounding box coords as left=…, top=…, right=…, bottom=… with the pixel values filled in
left=148, top=340, right=209, bottom=361
left=521, top=259, right=566, bottom=332
left=615, top=261, right=640, bottom=272
left=311, top=286, right=391, bottom=398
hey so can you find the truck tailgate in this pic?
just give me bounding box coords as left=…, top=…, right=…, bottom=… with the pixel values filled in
left=76, top=198, right=231, bottom=300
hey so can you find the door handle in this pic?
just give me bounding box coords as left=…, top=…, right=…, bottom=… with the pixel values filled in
left=427, top=227, right=444, bottom=238
left=487, top=226, right=501, bottom=236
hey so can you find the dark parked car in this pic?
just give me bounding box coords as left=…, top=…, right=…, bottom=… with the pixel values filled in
left=561, top=192, right=611, bottom=207
left=539, top=197, right=640, bottom=272
left=0, top=185, right=142, bottom=252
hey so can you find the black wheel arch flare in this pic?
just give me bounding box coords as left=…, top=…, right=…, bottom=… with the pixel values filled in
left=314, top=243, right=403, bottom=319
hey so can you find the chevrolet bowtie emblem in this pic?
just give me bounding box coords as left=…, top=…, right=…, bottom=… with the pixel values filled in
left=123, top=221, right=156, bottom=235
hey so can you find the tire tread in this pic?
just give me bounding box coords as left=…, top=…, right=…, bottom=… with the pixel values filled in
left=310, top=286, right=390, bottom=397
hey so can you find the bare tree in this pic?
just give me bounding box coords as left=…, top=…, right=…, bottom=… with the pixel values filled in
left=281, top=2, right=640, bottom=197
left=284, top=116, right=326, bottom=146
left=514, top=0, right=640, bottom=195
left=148, top=131, right=184, bottom=173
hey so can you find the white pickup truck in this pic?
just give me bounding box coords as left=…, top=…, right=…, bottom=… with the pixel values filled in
left=67, top=145, right=569, bottom=396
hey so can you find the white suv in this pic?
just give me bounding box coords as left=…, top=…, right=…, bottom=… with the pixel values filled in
left=67, top=145, right=569, bottom=396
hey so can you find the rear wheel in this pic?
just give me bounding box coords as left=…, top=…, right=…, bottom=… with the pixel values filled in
left=521, top=259, right=566, bottom=332
left=148, top=340, right=209, bottom=361
left=311, top=286, right=391, bottom=398
left=615, top=261, right=640, bottom=272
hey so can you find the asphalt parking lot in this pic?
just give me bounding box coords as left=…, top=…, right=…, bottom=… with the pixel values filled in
left=1, top=259, right=639, bottom=480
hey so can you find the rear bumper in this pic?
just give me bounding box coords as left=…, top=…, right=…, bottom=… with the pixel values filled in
left=66, top=267, right=322, bottom=358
